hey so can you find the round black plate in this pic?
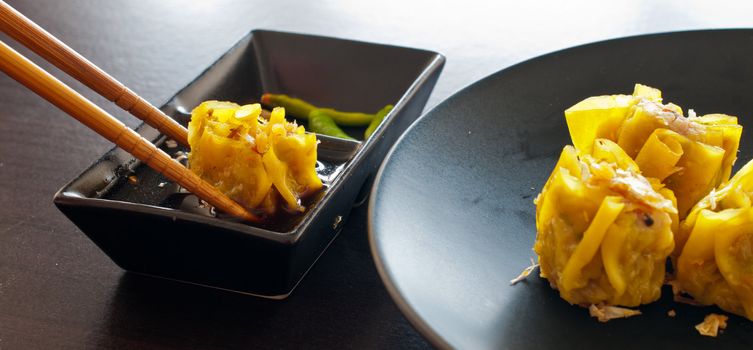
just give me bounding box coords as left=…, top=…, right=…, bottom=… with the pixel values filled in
left=369, top=30, right=753, bottom=349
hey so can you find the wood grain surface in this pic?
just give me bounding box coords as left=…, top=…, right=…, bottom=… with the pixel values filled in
left=2, top=0, right=753, bottom=349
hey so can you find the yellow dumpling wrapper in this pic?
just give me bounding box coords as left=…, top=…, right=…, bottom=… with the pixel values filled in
left=564, top=84, right=741, bottom=220
left=534, top=139, right=676, bottom=307
left=187, top=101, right=322, bottom=215
left=693, top=113, right=743, bottom=182
left=677, top=159, right=753, bottom=320
left=565, top=94, right=637, bottom=153
left=634, top=128, right=683, bottom=181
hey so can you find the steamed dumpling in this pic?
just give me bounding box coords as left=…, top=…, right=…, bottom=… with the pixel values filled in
left=534, top=139, right=676, bottom=307
left=188, top=101, right=322, bottom=215
left=564, top=84, right=741, bottom=219
left=676, top=159, right=753, bottom=320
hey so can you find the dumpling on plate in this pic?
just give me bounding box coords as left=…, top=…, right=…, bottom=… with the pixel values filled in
left=565, top=84, right=741, bottom=219
left=676, top=159, right=753, bottom=320
left=534, top=139, right=676, bottom=307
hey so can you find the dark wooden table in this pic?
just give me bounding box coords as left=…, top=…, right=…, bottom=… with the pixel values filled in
left=2, top=1, right=752, bottom=348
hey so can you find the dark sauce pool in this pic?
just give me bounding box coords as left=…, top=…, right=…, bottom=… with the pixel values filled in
left=104, top=136, right=355, bottom=233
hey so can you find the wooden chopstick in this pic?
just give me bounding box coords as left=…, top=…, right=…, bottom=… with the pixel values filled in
left=0, top=0, right=189, bottom=146
left=0, top=39, right=258, bottom=222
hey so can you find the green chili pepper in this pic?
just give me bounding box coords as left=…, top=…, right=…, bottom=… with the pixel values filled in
left=308, top=110, right=355, bottom=140
left=364, top=105, right=394, bottom=139
left=262, top=93, right=374, bottom=127
left=261, top=93, right=317, bottom=121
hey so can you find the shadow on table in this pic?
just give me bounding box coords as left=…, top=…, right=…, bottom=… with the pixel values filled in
left=91, top=206, right=430, bottom=349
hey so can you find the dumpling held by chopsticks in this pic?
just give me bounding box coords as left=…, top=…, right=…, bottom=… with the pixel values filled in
left=187, top=101, right=322, bottom=216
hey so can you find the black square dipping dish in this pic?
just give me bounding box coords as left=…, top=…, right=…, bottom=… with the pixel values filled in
left=53, top=30, right=444, bottom=299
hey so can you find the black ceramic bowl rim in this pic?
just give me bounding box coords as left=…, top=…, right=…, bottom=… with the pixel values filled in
left=367, top=28, right=752, bottom=348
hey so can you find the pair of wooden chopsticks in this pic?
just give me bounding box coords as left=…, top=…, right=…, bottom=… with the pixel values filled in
left=0, top=1, right=258, bottom=221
